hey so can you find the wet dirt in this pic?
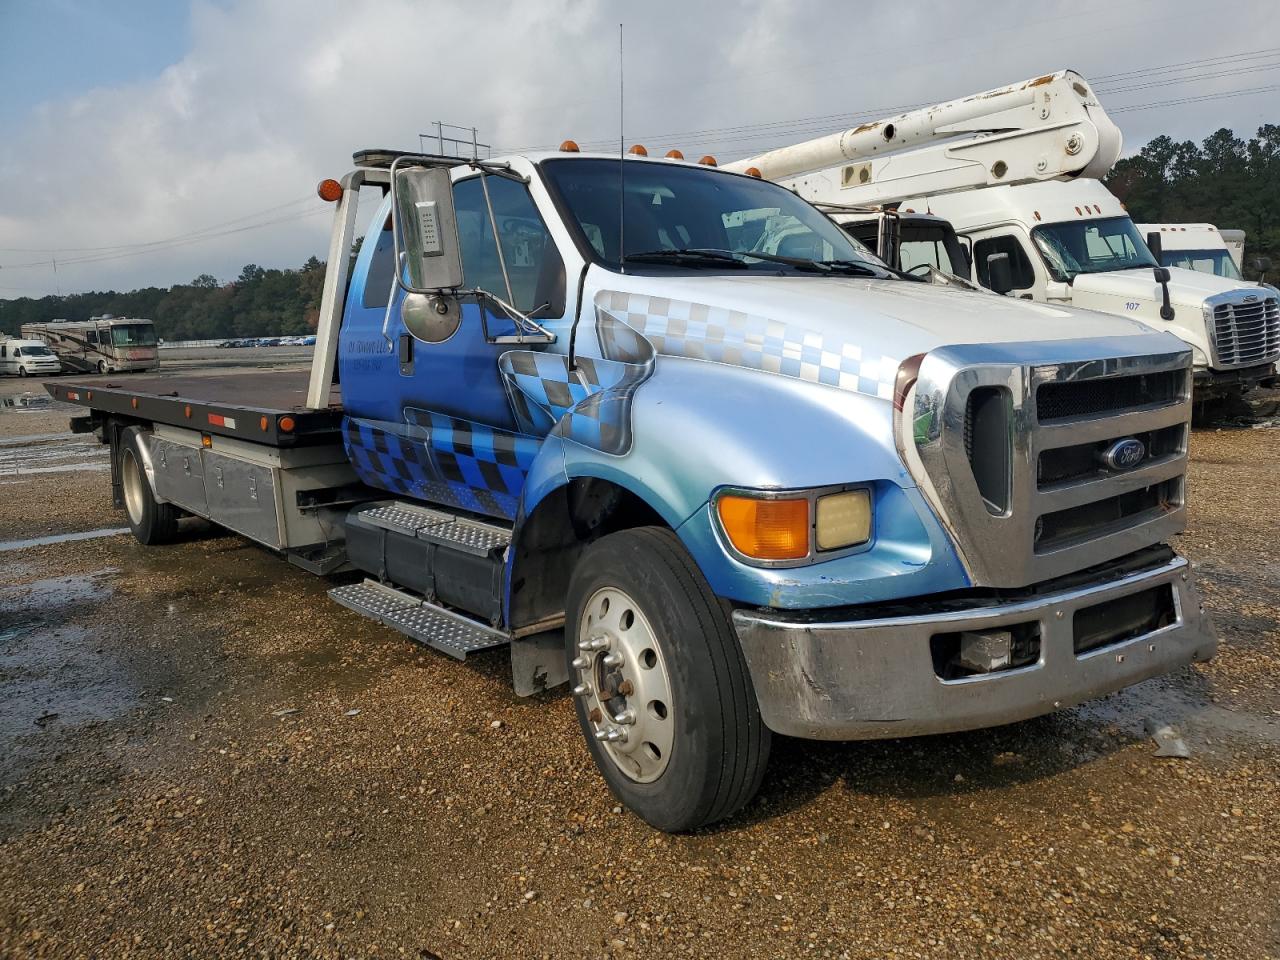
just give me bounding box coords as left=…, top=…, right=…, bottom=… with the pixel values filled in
left=0, top=369, right=1277, bottom=959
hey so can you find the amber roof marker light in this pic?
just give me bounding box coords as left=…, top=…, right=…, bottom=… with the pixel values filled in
left=317, top=179, right=343, bottom=203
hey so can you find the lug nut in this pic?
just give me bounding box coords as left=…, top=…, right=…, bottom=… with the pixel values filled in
left=571, top=656, right=590, bottom=671
left=586, top=635, right=611, bottom=651
left=618, top=680, right=634, bottom=696
left=602, top=652, right=623, bottom=668
left=572, top=682, right=593, bottom=697
left=613, top=708, right=637, bottom=726
left=593, top=726, right=626, bottom=743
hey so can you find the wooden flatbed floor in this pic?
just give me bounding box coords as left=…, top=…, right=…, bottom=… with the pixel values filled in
left=45, top=367, right=344, bottom=447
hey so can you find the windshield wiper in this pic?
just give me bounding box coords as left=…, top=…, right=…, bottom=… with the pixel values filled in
left=626, top=249, right=748, bottom=269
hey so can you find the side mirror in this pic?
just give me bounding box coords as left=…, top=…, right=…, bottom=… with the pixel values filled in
left=878, top=216, right=901, bottom=269
left=1145, top=231, right=1164, bottom=263
left=986, top=252, right=1014, bottom=295
left=1153, top=267, right=1175, bottom=321
left=391, top=164, right=464, bottom=293
left=1252, top=256, right=1271, bottom=281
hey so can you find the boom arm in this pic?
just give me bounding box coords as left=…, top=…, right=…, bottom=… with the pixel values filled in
left=724, top=70, right=1121, bottom=207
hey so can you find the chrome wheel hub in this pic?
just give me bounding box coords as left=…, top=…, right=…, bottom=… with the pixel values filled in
left=121, top=449, right=145, bottom=526
left=573, top=586, right=673, bottom=782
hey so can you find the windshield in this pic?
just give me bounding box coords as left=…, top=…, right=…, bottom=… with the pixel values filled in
left=110, top=323, right=157, bottom=347
left=21, top=345, right=53, bottom=356
left=540, top=158, right=888, bottom=275
left=1031, top=216, right=1157, bottom=282
left=1160, top=248, right=1242, bottom=280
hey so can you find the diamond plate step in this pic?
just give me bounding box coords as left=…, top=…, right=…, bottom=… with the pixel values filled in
left=329, top=579, right=510, bottom=660
left=356, top=502, right=511, bottom=557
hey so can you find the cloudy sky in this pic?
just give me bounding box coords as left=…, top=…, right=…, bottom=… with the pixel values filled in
left=1, top=0, right=1276, bottom=299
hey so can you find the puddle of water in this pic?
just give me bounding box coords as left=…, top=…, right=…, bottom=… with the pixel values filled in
left=0, top=568, right=119, bottom=610
left=0, top=433, right=84, bottom=448
left=0, top=569, right=136, bottom=743
left=0, top=393, right=54, bottom=410
left=0, top=434, right=108, bottom=478
left=0, top=528, right=130, bottom=553
left=1074, top=674, right=1280, bottom=745
left=0, top=623, right=139, bottom=742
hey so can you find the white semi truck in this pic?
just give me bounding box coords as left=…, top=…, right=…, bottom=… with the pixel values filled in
left=730, top=71, right=1280, bottom=397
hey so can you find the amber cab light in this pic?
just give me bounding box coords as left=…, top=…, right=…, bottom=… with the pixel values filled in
left=718, top=495, right=809, bottom=561
left=317, top=178, right=343, bottom=203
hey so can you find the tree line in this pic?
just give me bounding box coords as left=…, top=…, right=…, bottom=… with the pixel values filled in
left=2, top=124, right=1276, bottom=342
left=0, top=258, right=327, bottom=342
left=1106, top=124, right=1280, bottom=279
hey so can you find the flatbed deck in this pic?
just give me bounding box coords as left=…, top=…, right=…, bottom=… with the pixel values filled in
left=45, top=368, right=343, bottom=447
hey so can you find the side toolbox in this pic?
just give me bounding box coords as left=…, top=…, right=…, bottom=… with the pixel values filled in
left=151, top=433, right=209, bottom=516
left=148, top=425, right=359, bottom=551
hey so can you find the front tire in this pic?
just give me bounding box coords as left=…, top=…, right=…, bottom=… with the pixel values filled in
left=97, top=360, right=109, bottom=375
left=17, top=367, right=28, bottom=378
left=120, top=427, right=179, bottom=545
left=566, top=527, right=771, bottom=832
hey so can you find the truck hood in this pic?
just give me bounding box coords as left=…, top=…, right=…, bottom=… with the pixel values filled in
left=1068, top=267, right=1275, bottom=366
left=1072, top=266, right=1266, bottom=309
left=590, top=273, right=1168, bottom=402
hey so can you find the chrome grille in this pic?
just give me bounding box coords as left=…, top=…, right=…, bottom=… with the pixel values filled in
left=1207, top=293, right=1280, bottom=368
left=909, top=342, right=1192, bottom=589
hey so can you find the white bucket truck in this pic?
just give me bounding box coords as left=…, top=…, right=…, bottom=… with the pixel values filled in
left=730, top=71, right=1279, bottom=398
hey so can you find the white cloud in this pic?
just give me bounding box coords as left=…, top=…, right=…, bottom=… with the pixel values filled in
left=1, top=0, right=1275, bottom=298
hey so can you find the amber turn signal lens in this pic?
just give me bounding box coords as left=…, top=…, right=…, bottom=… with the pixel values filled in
left=559, top=139, right=580, bottom=153
left=317, top=178, right=343, bottom=203
left=718, top=495, right=809, bottom=561
left=278, top=415, right=295, bottom=433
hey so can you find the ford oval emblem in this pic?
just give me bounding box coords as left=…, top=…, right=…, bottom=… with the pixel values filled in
left=1100, top=438, right=1146, bottom=471
left=1244, top=294, right=1260, bottom=303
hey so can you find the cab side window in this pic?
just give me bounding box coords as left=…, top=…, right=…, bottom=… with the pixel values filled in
left=454, top=176, right=564, bottom=315
left=362, top=219, right=397, bottom=310
left=974, top=235, right=1035, bottom=290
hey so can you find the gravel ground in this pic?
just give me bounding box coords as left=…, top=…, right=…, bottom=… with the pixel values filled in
left=0, top=370, right=1278, bottom=959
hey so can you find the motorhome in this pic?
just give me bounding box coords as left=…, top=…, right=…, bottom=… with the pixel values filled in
left=22, top=316, right=160, bottom=374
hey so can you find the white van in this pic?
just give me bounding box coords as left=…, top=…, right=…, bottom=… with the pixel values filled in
left=0, top=338, right=63, bottom=377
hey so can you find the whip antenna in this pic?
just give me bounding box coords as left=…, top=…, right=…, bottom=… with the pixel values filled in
left=618, top=22, right=626, bottom=274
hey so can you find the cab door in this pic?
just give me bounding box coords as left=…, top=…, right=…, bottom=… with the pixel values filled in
left=339, top=170, right=568, bottom=521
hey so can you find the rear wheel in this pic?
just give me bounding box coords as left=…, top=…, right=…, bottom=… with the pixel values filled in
left=97, top=360, right=109, bottom=374
left=565, top=527, right=771, bottom=832
left=120, top=427, right=179, bottom=545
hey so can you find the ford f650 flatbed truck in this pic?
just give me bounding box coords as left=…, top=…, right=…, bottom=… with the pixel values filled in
left=49, top=146, right=1216, bottom=831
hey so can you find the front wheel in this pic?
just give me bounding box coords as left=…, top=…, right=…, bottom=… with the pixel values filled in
left=97, top=360, right=109, bottom=374
left=566, top=527, right=771, bottom=832
left=119, top=427, right=180, bottom=545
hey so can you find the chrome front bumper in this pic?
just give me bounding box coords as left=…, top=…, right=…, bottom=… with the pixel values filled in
left=733, top=555, right=1216, bottom=740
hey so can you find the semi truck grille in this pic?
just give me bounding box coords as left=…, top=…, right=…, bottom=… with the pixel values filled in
left=910, top=345, right=1192, bottom=588
left=1208, top=294, right=1280, bottom=368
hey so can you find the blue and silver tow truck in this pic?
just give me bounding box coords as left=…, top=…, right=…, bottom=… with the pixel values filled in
left=50, top=146, right=1215, bottom=831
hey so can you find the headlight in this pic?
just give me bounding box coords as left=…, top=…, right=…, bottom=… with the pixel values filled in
left=715, top=486, right=873, bottom=565
left=816, top=489, right=872, bottom=551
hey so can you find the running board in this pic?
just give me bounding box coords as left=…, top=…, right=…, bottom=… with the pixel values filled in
left=356, top=502, right=511, bottom=557
left=329, top=579, right=510, bottom=660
